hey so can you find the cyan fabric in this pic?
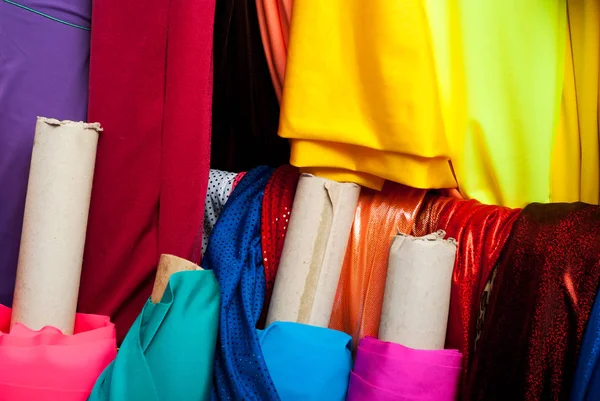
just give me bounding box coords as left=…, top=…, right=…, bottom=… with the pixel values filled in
left=572, top=290, right=600, bottom=401
left=258, top=321, right=352, bottom=401
left=201, top=166, right=280, bottom=401
left=88, top=270, right=220, bottom=401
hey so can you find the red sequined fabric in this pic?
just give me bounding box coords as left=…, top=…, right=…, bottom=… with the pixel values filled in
left=259, top=165, right=299, bottom=325
left=467, top=203, right=600, bottom=401
left=411, top=193, right=521, bottom=386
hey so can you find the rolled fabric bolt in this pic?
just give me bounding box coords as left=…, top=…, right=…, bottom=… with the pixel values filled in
left=267, top=174, right=360, bottom=327
left=151, top=254, right=200, bottom=303
left=11, top=118, right=101, bottom=335
left=379, top=230, right=457, bottom=350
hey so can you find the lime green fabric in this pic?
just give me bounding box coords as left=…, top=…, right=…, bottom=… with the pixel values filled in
left=88, top=270, right=220, bottom=401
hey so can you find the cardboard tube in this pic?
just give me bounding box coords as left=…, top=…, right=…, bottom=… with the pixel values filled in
left=266, top=174, right=360, bottom=327
left=379, top=230, right=457, bottom=350
left=151, top=254, right=200, bottom=303
left=11, top=118, right=101, bottom=334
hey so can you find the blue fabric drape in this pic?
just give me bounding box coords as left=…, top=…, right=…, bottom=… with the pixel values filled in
left=202, top=166, right=279, bottom=401
left=572, top=290, right=600, bottom=401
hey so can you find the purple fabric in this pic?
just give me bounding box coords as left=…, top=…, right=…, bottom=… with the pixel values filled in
left=0, top=0, right=90, bottom=305
left=347, top=337, right=462, bottom=401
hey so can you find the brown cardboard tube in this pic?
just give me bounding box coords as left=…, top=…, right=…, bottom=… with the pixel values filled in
left=151, top=254, right=201, bottom=303
left=11, top=117, right=101, bottom=334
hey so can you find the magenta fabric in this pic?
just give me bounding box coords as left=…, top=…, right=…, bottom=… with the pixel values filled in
left=0, top=305, right=116, bottom=400
left=347, top=337, right=462, bottom=401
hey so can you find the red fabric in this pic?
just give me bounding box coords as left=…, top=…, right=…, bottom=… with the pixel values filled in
left=79, top=0, right=214, bottom=342
left=412, top=194, right=520, bottom=385
left=467, top=203, right=600, bottom=401
left=232, top=172, right=247, bottom=193
left=259, top=165, right=299, bottom=326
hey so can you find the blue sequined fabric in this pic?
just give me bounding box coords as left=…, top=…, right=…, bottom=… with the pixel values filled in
left=202, top=166, right=280, bottom=401
left=572, top=291, right=600, bottom=401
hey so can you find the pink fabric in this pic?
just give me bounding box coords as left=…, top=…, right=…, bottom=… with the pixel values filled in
left=255, top=0, right=292, bottom=102
left=0, top=305, right=116, bottom=400
left=347, top=337, right=462, bottom=401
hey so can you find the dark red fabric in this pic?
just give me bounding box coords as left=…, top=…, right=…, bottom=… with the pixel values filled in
left=412, top=194, right=520, bottom=384
left=467, top=203, right=600, bottom=401
left=259, top=165, right=299, bottom=326
left=79, top=0, right=214, bottom=342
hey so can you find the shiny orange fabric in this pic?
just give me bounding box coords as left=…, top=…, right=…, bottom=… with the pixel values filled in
left=412, top=194, right=520, bottom=384
left=329, top=182, right=427, bottom=347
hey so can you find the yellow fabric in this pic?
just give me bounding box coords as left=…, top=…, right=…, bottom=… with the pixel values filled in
left=426, top=0, right=566, bottom=208
left=279, top=0, right=456, bottom=191
left=553, top=0, right=600, bottom=204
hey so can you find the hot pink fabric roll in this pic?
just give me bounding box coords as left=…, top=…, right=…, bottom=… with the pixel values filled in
left=347, top=337, right=462, bottom=401
left=0, top=305, right=116, bottom=400
left=255, top=0, right=292, bottom=101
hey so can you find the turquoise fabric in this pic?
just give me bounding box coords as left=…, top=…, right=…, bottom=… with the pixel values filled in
left=258, top=322, right=353, bottom=400
left=88, top=270, right=220, bottom=401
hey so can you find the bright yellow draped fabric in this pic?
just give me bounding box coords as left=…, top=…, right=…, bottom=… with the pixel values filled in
left=278, top=0, right=456, bottom=191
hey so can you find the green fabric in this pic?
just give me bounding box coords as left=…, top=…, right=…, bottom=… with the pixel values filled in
left=88, top=270, right=220, bottom=401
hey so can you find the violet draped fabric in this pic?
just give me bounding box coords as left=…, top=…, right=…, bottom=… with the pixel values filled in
left=0, top=0, right=90, bottom=305
left=347, top=337, right=462, bottom=401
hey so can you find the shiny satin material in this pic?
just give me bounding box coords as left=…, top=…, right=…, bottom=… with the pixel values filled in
left=89, top=271, right=219, bottom=401
left=201, top=166, right=280, bottom=401
left=0, top=306, right=115, bottom=400
left=260, top=165, right=299, bottom=325
left=79, top=0, right=214, bottom=342
left=279, top=0, right=456, bottom=190
left=572, top=289, right=600, bottom=401
left=346, top=337, right=462, bottom=401
left=468, top=203, right=600, bottom=401
left=329, top=183, right=427, bottom=346
left=0, top=0, right=90, bottom=306
left=258, top=322, right=352, bottom=400
left=411, top=194, right=520, bottom=383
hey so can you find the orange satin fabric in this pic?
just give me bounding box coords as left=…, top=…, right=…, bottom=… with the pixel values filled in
left=329, top=183, right=427, bottom=347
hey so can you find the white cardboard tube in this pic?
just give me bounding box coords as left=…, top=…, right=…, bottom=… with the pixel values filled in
left=151, top=254, right=200, bottom=303
left=266, top=174, right=360, bottom=327
left=379, top=230, right=457, bottom=350
left=11, top=117, right=101, bottom=334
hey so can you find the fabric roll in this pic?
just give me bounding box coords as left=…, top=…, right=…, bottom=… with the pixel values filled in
left=201, top=167, right=279, bottom=401
left=467, top=203, right=600, bottom=401
left=267, top=174, right=360, bottom=327
left=211, top=0, right=289, bottom=172
left=572, top=289, right=600, bottom=401
left=329, top=183, right=428, bottom=346
left=379, top=231, right=456, bottom=350
left=258, top=321, right=352, bottom=400
left=347, top=337, right=462, bottom=401
left=202, top=169, right=237, bottom=255
left=150, top=254, right=199, bottom=303
left=0, top=306, right=116, bottom=400
left=0, top=0, right=91, bottom=307
left=11, top=118, right=100, bottom=335
left=259, top=165, right=299, bottom=326
left=411, top=194, right=520, bottom=385
left=89, top=270, right=219, bottom=401
left=79, top=0, right=215, bottom=342
left=279, top=0, right=456, bottom=190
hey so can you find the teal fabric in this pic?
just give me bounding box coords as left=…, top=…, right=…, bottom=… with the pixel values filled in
left=88, top=270, right=220, bottom=401
left=258, top=322, right=353, bottom=400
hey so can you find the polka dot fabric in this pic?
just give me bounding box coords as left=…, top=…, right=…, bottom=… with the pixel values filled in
left=202, top=169, right=238, bottom=255
left=201, top=166, right=279, bottom=401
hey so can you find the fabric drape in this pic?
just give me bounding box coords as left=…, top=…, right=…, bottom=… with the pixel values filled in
left=79, top=0, right=215, bottom=342
left=572, top=289, right=600, bottom=401
left=468, top=203, right=600, bottom=401
left=201, top=166, right=280, bottom=401
left=0, top=0, right=90, bottom=306
left=203, top=169, right=238, bottom=254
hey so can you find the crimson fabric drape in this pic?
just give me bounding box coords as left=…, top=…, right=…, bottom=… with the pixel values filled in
left=79, top=0, right=214, bottom=342
left=467, top=203, right=600, bottom=401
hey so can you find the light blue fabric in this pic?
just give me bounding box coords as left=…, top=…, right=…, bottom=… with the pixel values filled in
left=572, top=290, right=600, bottom=401
left=88, top=270, right=220, bottom=401
left=202, top=166, right=280, bottom=401
left=258, top=321, right=353, bottom=401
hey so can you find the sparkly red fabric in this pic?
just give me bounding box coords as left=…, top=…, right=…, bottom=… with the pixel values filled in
left=259, top=165, right=299, bottom=324
left=412, top=194, right=521, bottom=384
left=467, top=203, right=600, bottom=401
